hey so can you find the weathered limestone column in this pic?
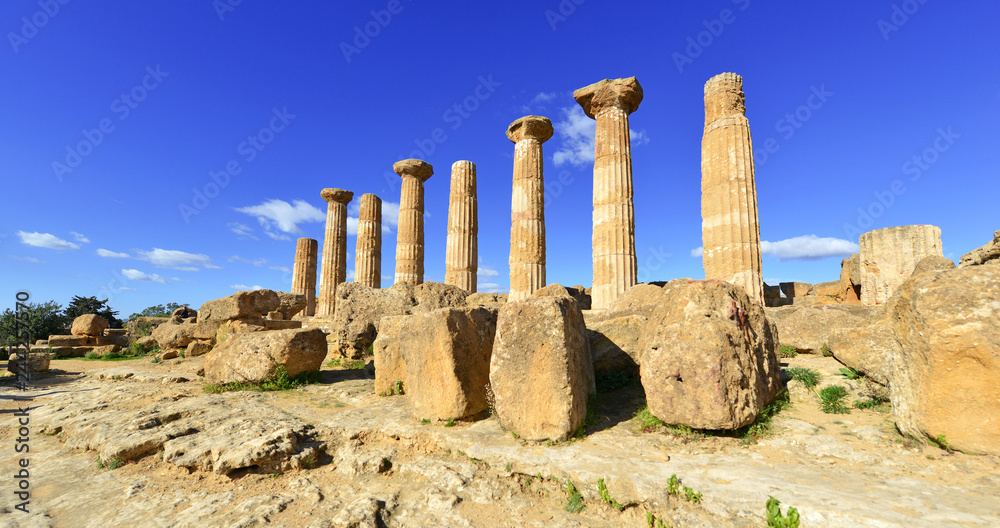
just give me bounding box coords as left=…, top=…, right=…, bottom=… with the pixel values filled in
left=860, top=225, right=943, bottom=305
left=355, top=193, right=382, bottom=289
left=445, top=160, right=478, bottom=293
left=574, top=77, right=642, bottom=310
left=291, top=238, right=318, bottom=316
left=317, top=188, right=354, bottom=316
left=506, top=116, right=553, bottom=302
left=700, top=72, right=764, bottom=305
left=394, top=159, right=433, bottom=285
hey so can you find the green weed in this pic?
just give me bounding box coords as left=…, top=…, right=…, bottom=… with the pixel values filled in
left=778, top=345, right=798, bottom=358
left=766, top=496, right=800, bottom=527
left=564, top=479, right=585, bottom=513
left=819, top=385, right=851, bottom=414
left=597, top=478, right=625, bottom=511
left=837, top=367, right=861, bottom=380
left=820, top=343, right=832, bottom=357
left=203, top=365, right=321, bottom=393
left=785, top=367, right=820, bottom=388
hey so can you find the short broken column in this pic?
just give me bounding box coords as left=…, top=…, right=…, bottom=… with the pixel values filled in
left=317, top=188, right=354, bottom=316
left=291, top=237, right=318, bottom=316
left=701, top=72, right=764, bottom=305
left=394, top=159, right=433, bottom=285
left=860, top=225, right=943, bottom=305
left=506, top=116, right=553, bottom=302
left=574, top=77, right=643, bottom=310
left=445, top=160, right=478, bottom=293
left=355, top=193, right=382, bottom=289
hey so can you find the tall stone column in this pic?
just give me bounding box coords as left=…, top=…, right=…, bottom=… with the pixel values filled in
left=700, top=72, right=764, bottom=305
left=291, top=238, right=318, bottom=316
left=574, top=77, right=643, bottom=310
left=394, top=159, right=433, bottom=285
left=355, top=193, right=382, bottom=289
left=506, top=116, right=553, bottom=302
left=445, top=160, right=478, bottom=292
left=317, top=188, right=353, bottom=316
left=860, top=225, right=943, bottom=306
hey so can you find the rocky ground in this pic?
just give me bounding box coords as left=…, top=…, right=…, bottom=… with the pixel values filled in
left=1, top=354, right=998, bottom=528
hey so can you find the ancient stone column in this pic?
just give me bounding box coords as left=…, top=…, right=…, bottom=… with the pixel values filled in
left=317, top=188, right=354, bottom=316
left=445, top=160, right=478, bottom=293
left=506, top=116, right=553, bottom=302
left=291, top=238, right=318, bottom=316
left=700, top=72, right=764, bottom=305
left=574, top=77, right=642, bottom=310
left=355, top=193, right=382, bottom=289
left=394, top=159, right=433, bottom=285
left=859, top=225, right=943, bottom=306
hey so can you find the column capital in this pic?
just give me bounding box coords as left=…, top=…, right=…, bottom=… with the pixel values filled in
left=573, top=76, right=643, bottom=119
left=506, top=115, right=553, bottom=143
left=393, top=159, right=433, bottom=182
left=321, top=188, right=354, bottom=204
left=704, top=72, right=746, bottom=123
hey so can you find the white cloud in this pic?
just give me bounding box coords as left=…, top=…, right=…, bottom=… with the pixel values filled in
left=97, top=249, right=130, bottom=258
left=346, top=269, right=356, bottom=282
left=236, top=199, right=325, bottom=239
left=346, top=216, right=359, bottom=236
left=761, top=235, right=859, bottom=261
left=478, top=261, right=500, bottom=278
left=9, top=255, right=46, bottom=264
left=551, top=106, right=650, bottom=167
left=228, top=255, right=251, bottom=264
left=533, top=91, right=561, bottom=104
left=136, top=248, right=214, bottom=270
left=228, top=222, right=258, bottom=240
left=269, top=265, right=291, bottom=273
left=229, top=284, right=264, bottom=290
left=477, top=282, right=508, bottom=294
left=17, top=231, right=80, bottom=250
left=122, top=268, right=169, bottom=284
left=691, top=246, right=704, bottom=258
left=69, top=231, right=90, bottom=244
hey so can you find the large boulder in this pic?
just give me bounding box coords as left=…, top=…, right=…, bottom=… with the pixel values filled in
left=779, top=282, right=813, bottom=299
left=330, top=282, right=469, bottom=359
left=199, top=290, right=281, bottom=323
left=840, top=254, right=862, bottom=304
left=277, top=292, right=307, bottom=319
left=490, top=295, right=593, bottom=441
left=583, top=283, right=665, bottom=373
left=767, top=305, right=872, bottom=354
left=373, top=316, right=410, bottom=396
left=959, top=229, right=1000, bottom=267
left=827, top=319, right=896, bottom=385
left=151, top=320, right=219, bottom=349
left=888, top=265, right=1000, bottom=455
left=204, top=328, right=327, bottom=384
left=170, top=306, right=197, bottom=323
left=71, top=314, right=109, bottom=336
left=397, top=307, right=498, bottom=421
left=639, top=279, right=783, bottom=430
left=466, top=292, right=506, bottom=306
left=7, top=351, right=51, bottom=376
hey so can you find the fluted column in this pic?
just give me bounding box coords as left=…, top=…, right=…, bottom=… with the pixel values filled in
left=291, top=238, right=318, bottom=316
left=445, top=160, right=478, bottom=292
left=506, top=116, right=553, bottom=302
left=574, top=77, right=642, bottom=310
left=700, top=72, right=763, bottom=305
left=317, top=188, right=353, bottom=316
left=860, top=225, right=943, bottom=306
left=355, top=193, right=382, bottom=289
left=394, top=159, right=433, bottom=285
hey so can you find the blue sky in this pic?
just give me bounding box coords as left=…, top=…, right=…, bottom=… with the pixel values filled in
left=2, top=1, right=998, bottom=317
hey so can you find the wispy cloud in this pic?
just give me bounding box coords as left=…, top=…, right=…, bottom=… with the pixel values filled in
left=478, top=261, right=500, bottom=278
left=96, top=249, right=130, bottom=258
left=477, top=282, right=508, bottom=294
left=691, top=235, right=859, bottom=261
left=691, top=246, right=704, bottom=258
left=269, top=265, right=291, bottom=273
left=533, top=91, right=561, bottom=104
left=122, top=268, right=169, bottom=284
left=136, top=248, right=215, bottom=271
left=17, top=231, right=80, bottom=250
left=9, top=255, right=46, bottom=264
left=551, top=105, right=650, bottom=167
left=229, top=284, right=264, bottom=290
left=235, top=199, right=325, bottom=240
left=228, top=222, right=258, bottom=240
left=69, top=231, right=90, bottom=244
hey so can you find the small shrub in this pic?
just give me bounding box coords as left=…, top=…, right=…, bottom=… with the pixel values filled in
left=766, top=496, right=800, bottom=527
left=819, top=385, right=851, bottom=414
left=564, top=479, right=585, bottom=513
left=666, top=474, right=680, bottom=496
left=837, top=367, right=861, bottom=380
left=785, top=367, right=820, bottom=388
left=150, top=356, right=162, bottom=364
left=853, top=397, right=888, bottom=411
left=327, top=358, right=342, bottom=367
left=778, top=345, right=798, bottom=358
left=134, top=320, right=153, bottom=337
left=739, top=394, right=790, bottom=443
left=421, top=418, right=431, bottom=425
left=683, top=486, right=702, bottom=504
left=444, top=417, right=456, bottom=427
left=393, top=379, right=404, bottom=395
left=597, top=478, right=625, bottom=511
left=931, top=434, right=953, bottom=452
left=634, top=404, right=665, bottom=431
left=85, top=350, right=99, bottom=360
left=820, top=343, right=832, bottom=357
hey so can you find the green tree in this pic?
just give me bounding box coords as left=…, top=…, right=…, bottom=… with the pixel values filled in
left=128, top=302, right=188, bottom=321
left=63, top=295, right=122, bottom=328
left=0, top=300, right=68, bottom=344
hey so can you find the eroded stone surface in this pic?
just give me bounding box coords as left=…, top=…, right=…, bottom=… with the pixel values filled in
left=506, top=117, right=552, bottom=302
left=859, top=225, right=943, bottom=306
